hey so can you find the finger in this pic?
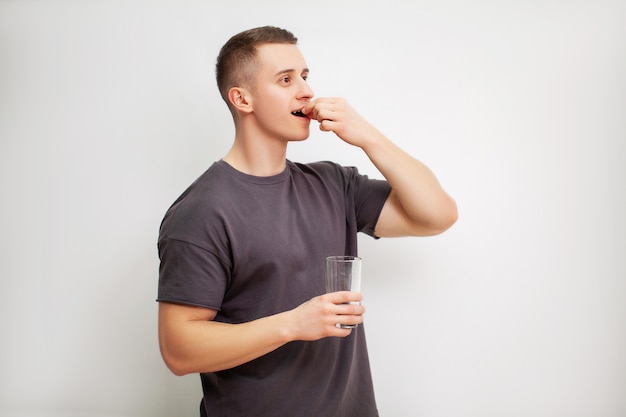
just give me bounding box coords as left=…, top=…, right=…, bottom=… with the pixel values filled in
left=304, top=97, right=337, bottom=110
left=304, top=100, right=337, bottom=120
left=315, top=107, right=336, bottom=123
left=335, top=314, right=364, bottom=329
left=327, top=291, right=363, bottom=304
left=335, top=302, right=365, bottom=314
left=332, top=327, right=353, bottom=337
left=319, top=119, right=337, bottom=132
left=304, top=107, right=323, bottom=122
left=302, top=106, right=316, bottom=120
left=302, top=99, right=321, bottom=117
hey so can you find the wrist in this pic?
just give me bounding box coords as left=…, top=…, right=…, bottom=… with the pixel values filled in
left=270, top=310, right=297, bottom=344
left=360, top=129, right=390, bottom=155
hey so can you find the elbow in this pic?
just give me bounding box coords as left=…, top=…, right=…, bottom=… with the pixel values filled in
left=425, top=198, right=458, bottom=236
left=159, top=340, right=196, bottom=376
left=161, top=349, right=191, bottom=377
left=441, top=199, right=459, bottom=231
left=165, top=361, right=190, bottom=377
left=160, top=343, right=226, bottom=375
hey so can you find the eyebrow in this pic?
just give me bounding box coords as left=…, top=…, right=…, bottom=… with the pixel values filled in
left=274, top=68, right=310, bottom=77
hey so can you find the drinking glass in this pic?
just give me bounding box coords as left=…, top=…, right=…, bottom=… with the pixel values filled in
left=325, top=255, right=362, bottom=329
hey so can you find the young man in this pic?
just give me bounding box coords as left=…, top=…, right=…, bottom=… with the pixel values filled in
left=157, top=26, right=457, bottom=417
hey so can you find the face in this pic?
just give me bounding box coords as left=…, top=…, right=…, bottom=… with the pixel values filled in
left=247, top=43, right=315, bottom=142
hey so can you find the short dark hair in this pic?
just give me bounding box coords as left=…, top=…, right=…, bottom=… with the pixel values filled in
left=215, top=26, right=298, bottom=113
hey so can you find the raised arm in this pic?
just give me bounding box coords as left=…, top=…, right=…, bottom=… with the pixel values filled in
left=158, top=291, right=364, bottom=375
left=304, top=98, right=458, bottom=237
left=362, top=135, right=458, bottom=237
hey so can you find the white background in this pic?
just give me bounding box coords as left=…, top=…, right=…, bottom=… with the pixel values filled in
left=1, top=1, right=625, bottom=416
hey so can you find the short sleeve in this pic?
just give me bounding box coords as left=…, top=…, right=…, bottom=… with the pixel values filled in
left=354, top=176, right=391, bottom=238
left=339, top=166, right=391, bottom=238
left=157, top=237, right=230, bottom=310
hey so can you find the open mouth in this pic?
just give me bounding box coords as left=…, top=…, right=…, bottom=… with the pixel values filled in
left=291, top=110, right=307, bottom=118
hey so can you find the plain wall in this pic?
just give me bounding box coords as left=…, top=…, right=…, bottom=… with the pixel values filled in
left=1, top=1, right=625, bottom=416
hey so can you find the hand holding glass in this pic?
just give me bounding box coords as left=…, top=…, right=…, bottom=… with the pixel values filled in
left=325, top=256, right=362, bottom=329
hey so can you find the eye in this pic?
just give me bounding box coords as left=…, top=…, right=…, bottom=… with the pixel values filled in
left=279, top=75, right=292, bottom=85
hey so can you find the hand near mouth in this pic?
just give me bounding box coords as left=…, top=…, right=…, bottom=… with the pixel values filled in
left=302, top=98, right=383, bottom=149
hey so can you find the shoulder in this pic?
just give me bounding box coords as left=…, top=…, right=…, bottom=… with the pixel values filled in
left=289, top=160, right=360, bottom=184
left=158, top=162, right=234, bottom=241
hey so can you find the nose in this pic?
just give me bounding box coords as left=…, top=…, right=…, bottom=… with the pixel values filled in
left=298, top=78, right=314, bottom=99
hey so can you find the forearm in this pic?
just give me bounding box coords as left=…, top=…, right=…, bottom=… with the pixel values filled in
left=363, top=131, right=458, bottom=235
left=159, top=306, right=291, bottom=375
left=158, top=292, right=364, bottom=375
left=305, top=97, right=457, bottom=235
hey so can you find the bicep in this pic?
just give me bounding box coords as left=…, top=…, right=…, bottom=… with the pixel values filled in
left=158, top=302, right=217, bottom=351
left=159, top=301, right=217, bottom=330
left=157, top=302, right=219, bottom=374
left=374, top=190, right=439, bottom=237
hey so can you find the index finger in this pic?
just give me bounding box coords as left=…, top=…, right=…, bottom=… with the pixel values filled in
left=302, top=99, right=318, bottom=117
left=326, top=291, right=362, bottom=304
left=302, top=97, right=339, bottom=115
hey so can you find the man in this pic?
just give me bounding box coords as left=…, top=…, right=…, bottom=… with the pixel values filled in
left=157, top=26, right=457, bottom=417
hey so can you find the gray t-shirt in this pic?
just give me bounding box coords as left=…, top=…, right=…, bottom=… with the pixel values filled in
left=158, top=159, right=391, bottom=417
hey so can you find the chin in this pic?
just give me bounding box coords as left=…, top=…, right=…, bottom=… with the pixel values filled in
left=289, top=130, right=310, bottom=142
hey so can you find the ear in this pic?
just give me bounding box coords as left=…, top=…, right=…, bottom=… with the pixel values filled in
left=228, top=87, right=253, bottom=114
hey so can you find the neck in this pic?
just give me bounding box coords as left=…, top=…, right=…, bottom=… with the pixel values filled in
left=223, top=128, right=288, bottom=177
